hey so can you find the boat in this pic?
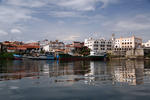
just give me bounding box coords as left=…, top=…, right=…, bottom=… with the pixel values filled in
left=27, top=54, right=55, bottom=60
left=13, top=54, right=23, bottom=60
left=57, top=53, right=106, bottom=61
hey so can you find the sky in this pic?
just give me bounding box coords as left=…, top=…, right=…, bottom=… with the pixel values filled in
left=0, top=0, right=150, bottom=43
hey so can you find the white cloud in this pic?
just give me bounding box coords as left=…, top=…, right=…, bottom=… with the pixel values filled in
left=0, top=6, right=32, bottom=24
left=49, top=11, right=79, bottom=17
left=100, top=0, right=119, bottom=8
left=63, top=35, right=80, bottom=41
left=4, top=0, right=119, bottom=11
left=49, top=0, right=119, bottom=11
left=113, top=14, right=150, bottom=31
left=0, top=30, right=8, bottom=36
left=56, top=0, right=96, bottom=11
left=49, top=11, right=87, bottom=18
left=10, top=29, right=22, bottom=34
left=115, top=21, right=150, bottom=31
left=5, top=0, right=46, bottom=8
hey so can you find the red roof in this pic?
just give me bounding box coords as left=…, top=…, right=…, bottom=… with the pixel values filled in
left=17, top=47, right=27, bottom=50
left=16, top=45, right=40, bottom=49
left=7, top=47, right=16, bottom=50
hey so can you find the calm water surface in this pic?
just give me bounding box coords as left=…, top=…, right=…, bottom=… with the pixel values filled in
left=0, top=59, right=150, bottom=100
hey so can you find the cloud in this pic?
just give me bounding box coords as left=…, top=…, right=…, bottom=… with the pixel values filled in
left=10, top=29, right=22, bottom=34
left=0, top=6, right=32, bottom=24
left=63, top=35, right=80, bottom=41
left=0, top=30, right=8, bottom=36
left=100, top=0, right=119, bottom=8
left=48, top=0, right=119, bottom=11
left=3, top=0, right=119, bottom=11
left=5, top=0, right=46, bottom=8
left=115, top=21, right=150, bottom=31
left=113, top=14, right=150, bottom=32
left=49, top=11, right=81, bottom=18
left=55, top=0, right=96, bottom=11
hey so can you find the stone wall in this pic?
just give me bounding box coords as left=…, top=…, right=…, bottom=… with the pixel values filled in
left=126, top=48, right=144, bottom=59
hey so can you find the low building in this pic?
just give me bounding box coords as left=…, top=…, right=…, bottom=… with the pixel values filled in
left=142, top=40, right=150, bottom=48
left=65, top=41, right=84, bottom=55
left=2, top=41, right=40, bottom=53
left=84, top=38, right=113, bottom=55
left=39, top=39, right=49, bottom=47
left=114, top=36, right=142, bottom=51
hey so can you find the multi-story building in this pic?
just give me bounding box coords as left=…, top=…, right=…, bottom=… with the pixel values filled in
left=114, top=36, right=142, bottom=51
left=43, top=40, right=65, bottom=52
left=142, top=40, right=150, bottom=47
left=84, top=38, right=113, bottom=55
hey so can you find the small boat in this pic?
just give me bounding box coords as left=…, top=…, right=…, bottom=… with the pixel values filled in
left=13, top=54, right=22, bottom=60
left=27, top=54, right=55, bottom=60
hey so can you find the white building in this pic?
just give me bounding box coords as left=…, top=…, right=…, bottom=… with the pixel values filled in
left=43, top=40, right=65, bottom=52
left=84, top=38, right=113, bottom=55
left=43, top=45, right=50, bottom=52
left=142, top=40, right=150, bottom=47
left=114, top=36, right=142, bottom=51
left=39, top=39, right=49, bottom=47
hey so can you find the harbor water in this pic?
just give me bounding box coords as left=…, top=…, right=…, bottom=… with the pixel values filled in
left=0, top=59, right=150, bottom=100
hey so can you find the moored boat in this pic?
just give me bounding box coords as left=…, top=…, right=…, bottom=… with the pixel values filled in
left=13, top=54, right=23, bottom=60
left=57, top=53, right=106, bottom=61
left=27, top=54, right=54, bottom=60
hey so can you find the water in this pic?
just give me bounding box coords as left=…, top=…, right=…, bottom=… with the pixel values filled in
left=0, top=59, right=150, bottom=100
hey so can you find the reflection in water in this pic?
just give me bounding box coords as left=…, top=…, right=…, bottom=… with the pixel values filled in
left=112, top=60, right=144, bottom=85
left=1, top=60, right=150, bottom=100
left=0, top=59, right=150, bottom=86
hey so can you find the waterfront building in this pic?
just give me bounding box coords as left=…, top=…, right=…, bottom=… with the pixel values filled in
left=43, top=40, right=65, bottom=52
left=65, top=41, right=84, bottom=55
left=39, top=39, right=49, bottom=47
left=114, top=36, right=142, bottom=51
left=84, top=38, right=113, bottom=55
left=1, top=41, right=40, bottom=53
left=142, top=40, right=150, bottom=48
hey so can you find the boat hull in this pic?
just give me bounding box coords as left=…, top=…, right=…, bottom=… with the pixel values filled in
left=27, top=56, right=54, bottom=60
left=13, top=54, right=22, bottom=60
left=57, top=54, right=105, bottom=61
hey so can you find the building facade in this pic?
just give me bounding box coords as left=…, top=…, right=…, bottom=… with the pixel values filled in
left=84, top=38, right=113, bottom=55
left=114, top=36, right=142, bottom=51
left=43, top=40, right=65, bottom=52
left=65, top=41, right=84, bottom=55
left=142, top=40, right=150, bottom=48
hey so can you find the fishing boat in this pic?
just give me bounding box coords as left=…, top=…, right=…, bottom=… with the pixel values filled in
left=13, top=54, right=22, bottom=60
left=57, top=53, right=106, bottom=61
